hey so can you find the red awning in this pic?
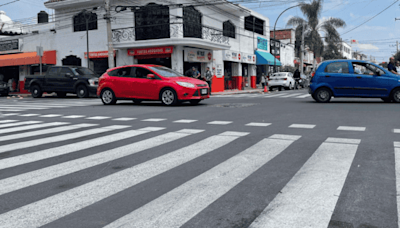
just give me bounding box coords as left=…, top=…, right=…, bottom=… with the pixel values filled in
left=0, top=50, right=56, bottom=67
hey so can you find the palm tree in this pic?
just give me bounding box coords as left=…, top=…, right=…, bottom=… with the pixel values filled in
left=287, top=0, right=346, bottom=63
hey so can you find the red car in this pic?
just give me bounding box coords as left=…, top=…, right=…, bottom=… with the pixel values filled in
left=97, top=65, right=210, bottom=105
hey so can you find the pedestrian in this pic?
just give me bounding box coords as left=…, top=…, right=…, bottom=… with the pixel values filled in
left=293, top=68, right=301, bottom=89
left=191, top=67, right=200, bottom=79
left=388, top=57, right=398, bottom=75
left=396, top=61, right=400, bottom=73
left=203, top=67, right=213, bottom=95
left=261, top=73, right=267, bottom=88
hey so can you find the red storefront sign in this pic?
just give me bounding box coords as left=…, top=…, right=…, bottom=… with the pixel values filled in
left=84, top=50, right=116, bottom=59
left=127, top=46, right=174, bottom=56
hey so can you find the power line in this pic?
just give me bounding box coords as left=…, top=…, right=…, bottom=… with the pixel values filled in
left=0, top=0, right=20, bottom=7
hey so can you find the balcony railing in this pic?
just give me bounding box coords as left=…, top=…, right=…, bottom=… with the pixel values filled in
left=112, top=23, right=229, bottom=45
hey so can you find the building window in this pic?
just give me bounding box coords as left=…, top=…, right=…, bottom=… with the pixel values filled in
left=223, top=21, right=235, bottom=38
left=244, top=16, right=264, bottom=35
left=73, top=11, right=97, bottom=32
left=135, top=3, right=170, bottom=41
left=183, top=6, right=202, bottom=38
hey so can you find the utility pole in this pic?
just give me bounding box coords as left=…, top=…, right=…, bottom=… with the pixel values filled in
left=300, top=22, right=305, bottom=74
left=83, top=10, right=90, bottom=69
left=105, top=0, right=115, bottom=69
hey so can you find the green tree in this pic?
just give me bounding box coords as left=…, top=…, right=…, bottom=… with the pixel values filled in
left=287, top=0, right=346, bottom=61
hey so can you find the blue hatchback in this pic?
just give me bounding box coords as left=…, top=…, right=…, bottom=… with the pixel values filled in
left=309, top=60, right=400, bottom=103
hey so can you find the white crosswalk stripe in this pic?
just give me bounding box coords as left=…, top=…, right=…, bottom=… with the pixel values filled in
left=213, top=92, right=311, bottom=99
left=0, top=120, right=394, bottom=228
left=0, top=100, right=102, bottom=112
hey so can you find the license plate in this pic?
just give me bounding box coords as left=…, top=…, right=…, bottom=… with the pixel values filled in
left=201, top=89, right=207, bottom=95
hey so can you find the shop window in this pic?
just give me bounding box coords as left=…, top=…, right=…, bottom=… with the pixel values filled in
left=73, top=11, right=98, bottom=32
left=135, top=3, right=170, bottom=40
left=244, top=16, right=264, bottom=35
left=223, top=21, right=235, bottom=39
left=62, top=55, right=82, bottom=66
left=183, top=6, right=202, bottom=38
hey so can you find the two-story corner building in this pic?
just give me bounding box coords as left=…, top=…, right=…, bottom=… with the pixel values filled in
left=338, top=41, right=352, bottom=59
left=270, top=29, right=295, bottom=69
left=0, top=0, right=277, bottom=93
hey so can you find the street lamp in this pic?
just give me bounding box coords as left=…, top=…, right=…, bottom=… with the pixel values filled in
left=273, top=4, right=301, bottom=73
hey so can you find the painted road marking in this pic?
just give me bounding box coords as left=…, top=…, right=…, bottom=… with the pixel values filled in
left=278, top=93, right=303, bottom=98
left=0, top=113, right=20, bottom=116
left=394, top=129, right=400, bottom=133
left=249, top=138, right=359, bottom=228
left=394, top=142, right=400, bottom=228
left=0, top=127, right=170, bottom=195
left=39, top=114, right=62, bottom=118
left=62, top=115, right=86, bottom=119
left=104, top=134, right=299, bottom=228
left=0, top=121, right=42, bottom=130
left=0, top=131, right=243, bottom=228
left=207, top=121, right=232, bottom=125
left=245, top=122, right=271, bottom=127
left=337, top=126, right=366, bottom=131
left=18, top=114, right=40, bottom=117
left=173, top=119, right=198, bottom=123
left=289, top=124, right=316, bottom=129
left=86, top=116, right=111, bottom=120
left=112, top=118, right=137, bottom=121
left=295, top=94, right=311, bottom=98
left=0, top=120, right=18, bottom=124
left=269, top=134, right=302, bottom=141
left=0, top=122, right=69, bottom=135
left=141, top=118, right=166, bottom=122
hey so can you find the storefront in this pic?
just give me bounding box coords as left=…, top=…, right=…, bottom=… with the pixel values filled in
left=0, top=50, right=56, bottom=93
left=84, top=50, right=116, bottom=75
left=183, top=47, right=213, bottom=78
left=223, top=50, right=241, bottom=90
left=255, top=50, right=281, bottom=77
left=128, top=46, right=173, bottom=68
left=241, top=53, right=257, bottom=88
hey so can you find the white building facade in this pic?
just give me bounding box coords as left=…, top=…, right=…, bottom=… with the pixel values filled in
left=0, top=0, right=278, bottom=93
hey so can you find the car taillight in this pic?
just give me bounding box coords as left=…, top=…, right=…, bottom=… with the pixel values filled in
left=284, top=78, right=287, bottom=80
left=311, top=72, right=315, bottom=77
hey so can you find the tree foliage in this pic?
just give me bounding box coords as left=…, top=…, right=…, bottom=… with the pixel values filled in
left=287, top=0, right=346, bottom=59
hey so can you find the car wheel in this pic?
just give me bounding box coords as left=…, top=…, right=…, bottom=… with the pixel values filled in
left=313, top=88, right=332, bottom=103
left=381, top=98, right=392, bottom=103
left=31, top=85, right=42, bottom=98
left=56, top=92, right=66, bottom=98
left=190, top=100, right=201, bottom=105
left=101, top=89, right=117, bottom=105
left=278, top=87, right=282, bottom=91
left=76, top=85, right=88, bottom=98
left=161, top=88, right=178, bottom=106
left=132, top=99, right=142, bottom=104
left=391, top=88, right=400, bottom=103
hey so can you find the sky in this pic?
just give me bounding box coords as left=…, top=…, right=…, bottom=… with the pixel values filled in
left=1, top=0, right=399, bottom=63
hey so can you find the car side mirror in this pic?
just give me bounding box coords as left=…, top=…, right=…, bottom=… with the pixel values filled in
left=65, top=73, right=73, bottom=78
left=147, top=74, right=155, bottom=79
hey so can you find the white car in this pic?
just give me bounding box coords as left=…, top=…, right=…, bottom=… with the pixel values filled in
left=268, top=72, right=296, bottom=91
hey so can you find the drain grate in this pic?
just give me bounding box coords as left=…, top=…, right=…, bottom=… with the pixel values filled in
left=208, top=103, right=258, bottom=108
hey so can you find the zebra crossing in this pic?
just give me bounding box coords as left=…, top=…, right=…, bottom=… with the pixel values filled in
left=0, top=99, right=101, bottom=112
left=214, top=92, right=312, bottom=99
left=0, top=119, right=398, bottom=227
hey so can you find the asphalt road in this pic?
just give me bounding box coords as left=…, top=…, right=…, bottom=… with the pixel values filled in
left=0, top=89, right=399, bottom=228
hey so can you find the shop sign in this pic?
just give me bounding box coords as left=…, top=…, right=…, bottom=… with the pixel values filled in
left=184, top=48, right=213, bottom=63
left=223, top=50, right=241, bottom=62
left=0, top=39, right=22, bottom=54
left=128, top=46, right=173, bottom=56
left=84, top=50, right=116, bottom=59
left=241, top=53, right=256, bottom=64
left=257, top=37, right=268, bottom=51
left=215, top=64, right=223, bottom=78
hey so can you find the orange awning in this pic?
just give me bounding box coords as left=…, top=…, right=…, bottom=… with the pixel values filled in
left=0, top=50, right=56, bottom=67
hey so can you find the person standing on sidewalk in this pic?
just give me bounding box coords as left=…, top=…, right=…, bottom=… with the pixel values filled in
left=261, top=73, right=267, bottom=88
left=204, top=67, right=213, bottom=95
left=388, top=57, right=398, bottom=75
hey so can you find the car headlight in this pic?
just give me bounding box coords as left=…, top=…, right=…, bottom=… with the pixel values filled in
left=88, top=78, right=98, bottom=86
left=176, top=81, right=195, bottom=88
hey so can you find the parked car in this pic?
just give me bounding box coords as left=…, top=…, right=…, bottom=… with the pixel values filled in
left=309, top=59, right=400, bottom=103
left=24, top=66, right=99, bottom=98
left=0, top=80, right=8, bottom=96
left=268, top=72, right=296, bottom=91
left=97, top=65, right=210, bottom=106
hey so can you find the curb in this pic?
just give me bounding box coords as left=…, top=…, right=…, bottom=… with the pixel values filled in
left=212, top=89, right=264, bottom=96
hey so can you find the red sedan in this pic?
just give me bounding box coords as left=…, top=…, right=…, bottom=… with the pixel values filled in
left=97, top=65, right=210, bottom=105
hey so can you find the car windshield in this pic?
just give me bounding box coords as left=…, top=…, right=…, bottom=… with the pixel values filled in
left=70, top=67, right=96, bottom=76
left=272, top=73, right=287, bottom=77
left=149, top=66, right=183, bottom=77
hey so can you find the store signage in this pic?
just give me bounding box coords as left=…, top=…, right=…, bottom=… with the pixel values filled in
left=0, top=39, right=22, bottom=54
left=257, top=37, right=268, bottom=51
left=84, top=50, right=116, bottom=59
left=224, top=51, right=256, bottom=64
left=127, top=46, right=174, bottom=56
left=184, top=48, right=212, bottom=63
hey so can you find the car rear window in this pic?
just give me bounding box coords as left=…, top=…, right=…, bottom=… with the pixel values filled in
left=324, top=62, right=349, bottom=73
left=272, top=73, right=287, bottom=77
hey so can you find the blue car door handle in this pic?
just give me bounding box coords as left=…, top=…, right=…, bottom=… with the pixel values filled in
left=356, top=76, right=362, bottom=79
left=325, top=75, right=330, bottom=78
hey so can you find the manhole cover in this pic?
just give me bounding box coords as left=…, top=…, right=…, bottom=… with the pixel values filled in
left=209, top=103, right=258, bottom=108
